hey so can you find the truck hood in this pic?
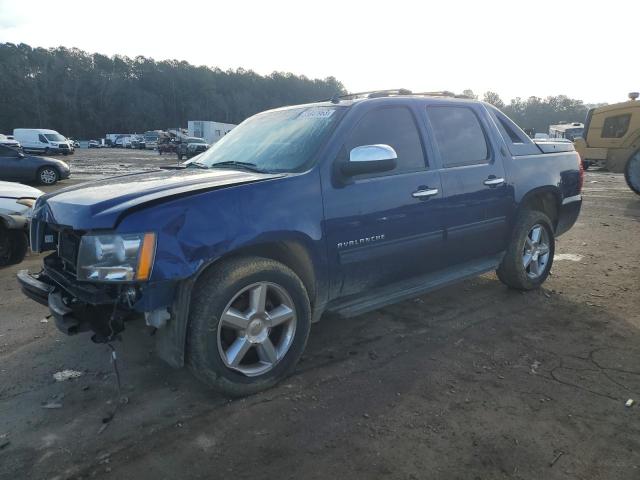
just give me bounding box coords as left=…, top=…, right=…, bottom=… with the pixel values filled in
left=35, top=168, right=284, bottom=230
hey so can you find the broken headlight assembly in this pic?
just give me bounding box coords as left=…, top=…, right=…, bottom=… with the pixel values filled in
left=76, top=232, right=156, bottom=282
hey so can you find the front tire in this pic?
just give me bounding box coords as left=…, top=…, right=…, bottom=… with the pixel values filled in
left=497, top=210, right=555, bottom=290
left=187, top=257, right=311, bottom=397
left=0, top=228, right=28, bottom=267
left=624, top=151, right=640, bottom=195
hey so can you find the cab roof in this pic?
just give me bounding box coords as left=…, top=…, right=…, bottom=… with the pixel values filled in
left=268, top=89, right=481, bottom=113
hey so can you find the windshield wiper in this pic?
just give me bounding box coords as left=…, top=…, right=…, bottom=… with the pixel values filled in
left=186, top=161, right=209, bottom=169
left=209, top=161, right=263, bottom=173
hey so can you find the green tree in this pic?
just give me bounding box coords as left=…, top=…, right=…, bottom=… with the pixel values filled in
left=0, top=43, right=346, bottom=139
left=483, top=91, right=505, bottom=109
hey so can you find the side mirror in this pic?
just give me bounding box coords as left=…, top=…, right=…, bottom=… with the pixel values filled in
left=342, top=144, right=398, bottom=176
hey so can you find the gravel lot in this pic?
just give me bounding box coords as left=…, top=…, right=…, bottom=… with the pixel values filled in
left=1, top=149, right=639, bottom=479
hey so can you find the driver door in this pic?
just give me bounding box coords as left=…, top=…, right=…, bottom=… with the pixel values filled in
left=322, top=105, right=446, bottom=298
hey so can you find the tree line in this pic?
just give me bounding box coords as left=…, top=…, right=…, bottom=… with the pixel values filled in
left=0, top=43, right=604, bottom=139
left=0, top=43, right=346, bottom=139
left=464, top=89, right=605, bottom=134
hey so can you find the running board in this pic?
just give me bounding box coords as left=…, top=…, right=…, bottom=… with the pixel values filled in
left=328, top=254, right=504, bottom=318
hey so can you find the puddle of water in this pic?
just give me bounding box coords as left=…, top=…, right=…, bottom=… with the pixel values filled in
left=555, top=253, right=583, bottom=262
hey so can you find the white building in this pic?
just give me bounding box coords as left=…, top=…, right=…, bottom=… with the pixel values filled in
left=187, top=121, right=236, bottom=145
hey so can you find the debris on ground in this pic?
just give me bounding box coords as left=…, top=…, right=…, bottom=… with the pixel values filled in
left=530, top=360, right=541, bottom=374
left=625, top=399, right=634, bottom=408
left=41, top=394, right=64, bottom=409
left=550, top=451, right=564, bottom=467
left=0, top=434, right=9, bottom=450
left=554, top=253, right=584, bottom=262
left=40, top=318, right=49, bottom=323
left=53, top=369, right=84, bottom=382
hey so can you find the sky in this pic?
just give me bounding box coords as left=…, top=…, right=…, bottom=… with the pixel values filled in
left=0, top=0, right=637, bottom=105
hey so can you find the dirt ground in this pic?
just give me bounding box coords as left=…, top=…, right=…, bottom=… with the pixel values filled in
left=1, top=150, right=639, bottom=480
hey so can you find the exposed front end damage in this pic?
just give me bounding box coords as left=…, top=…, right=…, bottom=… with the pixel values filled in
left=18, top=216, right=177, bottom=343
left=18, top=255, right=176, bottom=343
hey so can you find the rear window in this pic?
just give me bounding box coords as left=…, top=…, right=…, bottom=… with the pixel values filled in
left=427, top=106, right=489, bottom=167
left=601, top=114, right=631, bottom=138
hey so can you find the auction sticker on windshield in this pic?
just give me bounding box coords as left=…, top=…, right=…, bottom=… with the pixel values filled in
left=298, top=107, right=335, bottom=119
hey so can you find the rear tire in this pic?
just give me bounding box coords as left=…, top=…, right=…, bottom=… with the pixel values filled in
left=37, top=166, right=59, bottom=185
left=624, top=151, right=640, bottom=195
left=497, top=210, right=555, bottom=290
left=0, top=228, right=28, bottom=267
left=187, top=256, right=311, bottom=397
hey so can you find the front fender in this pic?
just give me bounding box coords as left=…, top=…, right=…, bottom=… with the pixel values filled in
left=0, top=213, right=28, bottom=230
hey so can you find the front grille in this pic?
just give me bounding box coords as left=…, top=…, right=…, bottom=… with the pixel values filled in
left=58, top=230, right=80, bottom=274
left=59, top=143, right=70, bottom=149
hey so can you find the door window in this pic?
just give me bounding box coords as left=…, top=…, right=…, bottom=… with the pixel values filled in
left=0, top=145, right=18, bottom=157
left=427, top=106, right=489, bottom=167
left=38, top=134, right=48, bottom=143
left=345, top=107, right=426, bottom=175
left=601, top=114, right=631, bottom=138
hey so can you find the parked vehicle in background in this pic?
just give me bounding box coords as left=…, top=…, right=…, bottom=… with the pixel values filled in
left=13, top=129, right=74, bottom=155
left=575, top=92, right=640, bottom=194
left=0, top=181, right=42, bottom=266
left=144, top=130, right=162, bottom=150
left=0, top=145, right=70, bottom=185
left=549, top=122, right=583, bottom=141
left=67, top=138, right=80, bottom=149
left=17, top=90, right=583, bottom=397
left=131, top=136, right=146, bottom=149
left=88, top=140, right=100, bottom=148
left=534, top=133, right=549, bottom=140
left=0, top=134, right=21, bottom=149
left=176, top=136, right=209, bottom=160
left=188, top=121, right=235, bottom=145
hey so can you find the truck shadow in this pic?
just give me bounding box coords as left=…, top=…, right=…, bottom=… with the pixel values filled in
left=3, top=273, right=640, bottom=479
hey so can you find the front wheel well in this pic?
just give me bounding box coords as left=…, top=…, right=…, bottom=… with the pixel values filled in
left=197, top=241, right=317, bottom=308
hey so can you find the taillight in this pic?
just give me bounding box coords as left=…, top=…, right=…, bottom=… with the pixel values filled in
left=577, top=154, right=584, bottom=193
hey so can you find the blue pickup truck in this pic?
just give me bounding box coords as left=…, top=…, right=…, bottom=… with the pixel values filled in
left=18, top=90, right=583, bottom=396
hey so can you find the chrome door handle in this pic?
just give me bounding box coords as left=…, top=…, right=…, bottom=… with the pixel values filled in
left=412, top=188, right=439, bottom=198
left=484, top=177, right=505, bottom=186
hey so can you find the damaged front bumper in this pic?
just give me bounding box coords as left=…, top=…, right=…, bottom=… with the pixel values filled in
left=17, top=255, right=177, bottom=342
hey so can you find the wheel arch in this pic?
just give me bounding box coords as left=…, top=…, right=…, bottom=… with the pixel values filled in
left=514, top=187, right=561, bottom=231
left=155, top=237, right=322, bottom=369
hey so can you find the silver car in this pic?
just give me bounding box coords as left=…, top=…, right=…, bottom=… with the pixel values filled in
left=0, top=181, right=43, bottom=266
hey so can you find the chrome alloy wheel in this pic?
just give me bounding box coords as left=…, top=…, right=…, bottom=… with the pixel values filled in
left=217, top=282, right=297, bottom=377
left=522, top=224, right=550, bottom=279
left=39, top=168, right=57, bottom=184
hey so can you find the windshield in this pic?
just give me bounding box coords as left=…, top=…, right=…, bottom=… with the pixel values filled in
left=44, top=133, right=66, bottom=142
left=194, top=106, right=343, bottom=173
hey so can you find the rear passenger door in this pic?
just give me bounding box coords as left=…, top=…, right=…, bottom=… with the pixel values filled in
left=426, top=105, right=513, bottom=263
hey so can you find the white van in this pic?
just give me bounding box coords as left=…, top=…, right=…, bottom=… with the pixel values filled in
left=12, top=129, right=74, bottom=155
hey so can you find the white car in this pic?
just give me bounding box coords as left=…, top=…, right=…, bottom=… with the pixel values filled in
left=0, top=134, right=21, bottom=149
left=0, top=181, right=43, bottom=266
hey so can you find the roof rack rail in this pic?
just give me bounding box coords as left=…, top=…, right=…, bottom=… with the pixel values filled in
left=327, top=89, right=469, bottom=103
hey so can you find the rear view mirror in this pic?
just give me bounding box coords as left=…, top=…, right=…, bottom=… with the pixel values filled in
left=342, top=144, right=397, bottom=176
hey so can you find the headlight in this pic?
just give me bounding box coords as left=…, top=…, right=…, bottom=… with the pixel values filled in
left=77, top=232, right=156, bottom=282
left=16, top=198, right=36, bottom=208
